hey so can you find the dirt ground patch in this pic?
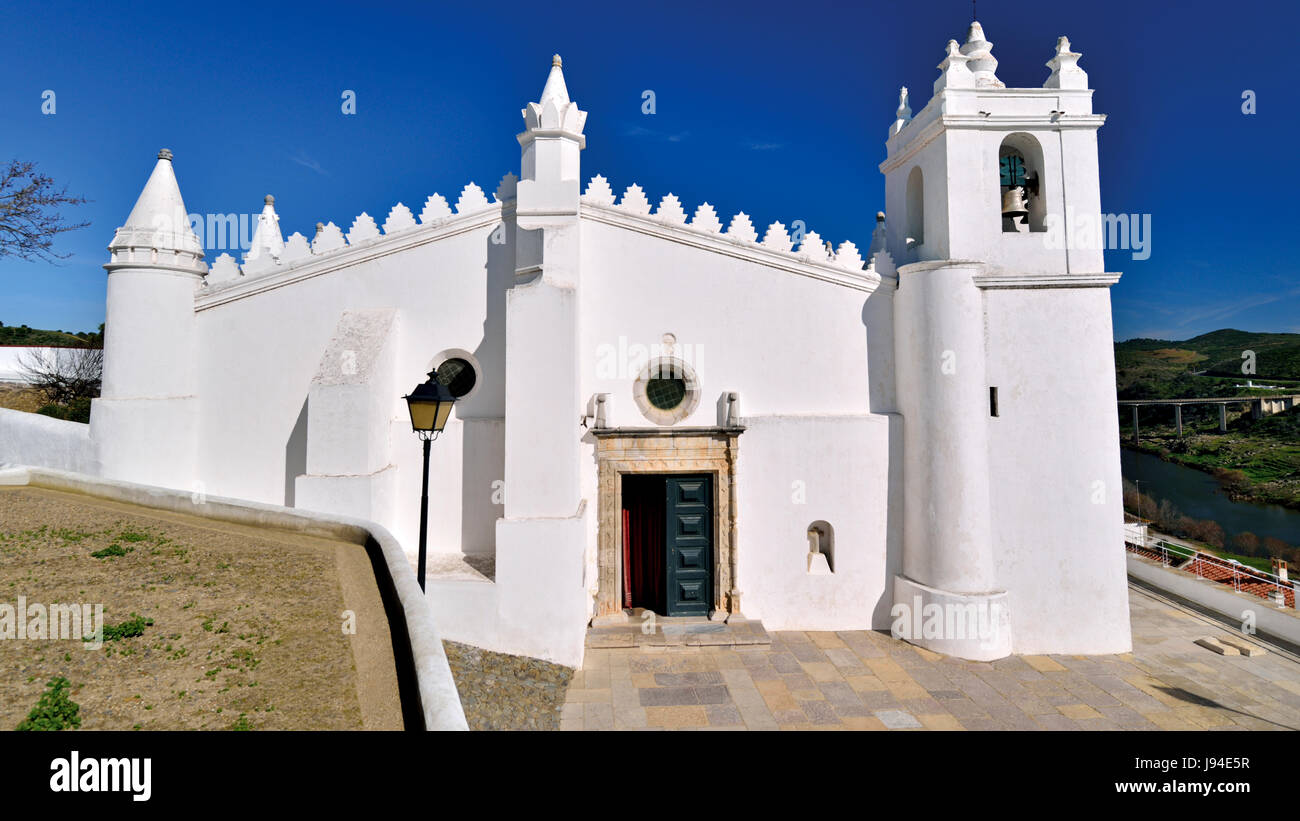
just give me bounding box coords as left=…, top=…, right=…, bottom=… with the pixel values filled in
left=443, top=640, right=572, bottom=730
left=0, top=383, right=44, bottom=413
left=0, top=486, right=403, bottom=730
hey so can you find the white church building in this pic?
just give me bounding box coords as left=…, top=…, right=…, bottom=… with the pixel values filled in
left=18, top=21, right=1133, bottom=666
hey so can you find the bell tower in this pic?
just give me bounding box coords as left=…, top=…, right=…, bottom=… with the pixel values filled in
left=884, top=23, right=1130, bottom=660
left=882, top=23, right=1105, bottom=274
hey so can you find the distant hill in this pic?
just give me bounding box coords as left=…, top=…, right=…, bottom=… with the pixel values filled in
left=0, top=322, right=102, bottom=348
left=1115, top=329, right=1300, bottom=400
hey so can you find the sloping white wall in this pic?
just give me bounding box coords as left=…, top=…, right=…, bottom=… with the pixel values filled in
left=0, top=408, right=98, bottom=474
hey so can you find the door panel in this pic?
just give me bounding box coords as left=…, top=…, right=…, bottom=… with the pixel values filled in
left=665, top=475, right=712, bottom=617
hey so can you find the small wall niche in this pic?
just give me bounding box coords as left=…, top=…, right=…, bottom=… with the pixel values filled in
left=806, top=521, right=834, bottom=575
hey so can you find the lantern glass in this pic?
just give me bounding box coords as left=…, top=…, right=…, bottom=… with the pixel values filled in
left=403, top=371, right=457, bottom=434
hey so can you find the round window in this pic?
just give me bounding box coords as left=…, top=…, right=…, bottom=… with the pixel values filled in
left=645, top=375, right=686, bottom=410
left=436, top=358, right=477, bottom=398
left=633, top=357, right=700, bottom=425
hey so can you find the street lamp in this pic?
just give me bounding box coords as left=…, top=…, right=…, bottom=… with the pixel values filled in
left=403, top=370, right=457, bottom=590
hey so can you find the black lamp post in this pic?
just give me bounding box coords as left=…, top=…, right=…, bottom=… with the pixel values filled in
left=403, top=370, right=457, bottom=590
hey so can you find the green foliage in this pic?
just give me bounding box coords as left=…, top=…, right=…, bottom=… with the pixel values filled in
left=15, top=677, right=81, bottom=731
left=0, top=321, right=103, bottom=347
left=1116, top=329, right=1300, bottom=401
left=102, top=613, right=153, bottom=641
left=34, top=397, right=92, bottom=423
left=90, top=543, right=131, bottom=559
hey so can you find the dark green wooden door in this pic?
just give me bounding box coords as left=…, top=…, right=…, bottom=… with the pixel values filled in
left=664, top=475, right=712, bottom=617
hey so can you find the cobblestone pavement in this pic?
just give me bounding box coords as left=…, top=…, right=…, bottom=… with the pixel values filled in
left=443, top=640, right=573, bottom=730
left=560, top=586, right=1300, bottom=730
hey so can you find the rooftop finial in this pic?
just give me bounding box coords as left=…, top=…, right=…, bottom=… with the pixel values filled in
left=1044, top=35, right=1088, bottom=90
left=935, top=38, right=974, bottom=93
left=960, top=21, right=1004, bottom=88
left=522, top=51, right=587, bottom=139
left=245, top=193, right=284, bottom=268
left=890, top=87, right=912, bottom=137
left=158, top=148, right=173, bottom=161
left=869, top=212, right=888, bottom=256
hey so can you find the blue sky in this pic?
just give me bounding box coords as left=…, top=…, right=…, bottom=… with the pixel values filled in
left=1, top=0, right=1295, bottom=341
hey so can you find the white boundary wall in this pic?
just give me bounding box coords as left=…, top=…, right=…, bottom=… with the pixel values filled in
left=0, top=408, right=99, bottom=474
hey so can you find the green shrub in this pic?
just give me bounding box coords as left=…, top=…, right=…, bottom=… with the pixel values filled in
left=33, top=398, right=92, bottom=423
left=103, top=613, right=153, bottom=641
left=90, top=544, right=130, bottom=559
left=16, top=677, right=81, bottom=731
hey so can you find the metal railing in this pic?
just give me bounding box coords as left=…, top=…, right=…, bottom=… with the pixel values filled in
left=1125, top=535, right=1296, bottom=607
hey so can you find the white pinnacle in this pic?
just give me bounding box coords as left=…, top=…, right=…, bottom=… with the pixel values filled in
left=245, top=194, right=284, bottom=264
left=538, top=53, right=571, bottom=106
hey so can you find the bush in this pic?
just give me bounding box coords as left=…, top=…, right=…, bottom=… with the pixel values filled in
left=34, top=397, right=91, bottom=423
left=16, top=677, right=81, bottom=731
left=102, top=613, right=153, bottom=641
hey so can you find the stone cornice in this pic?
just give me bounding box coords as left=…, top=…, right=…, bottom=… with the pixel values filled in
left=974, top=272, right=1122, bottom=290
left=194, top=206, right=505, bottom=311
left=590, top=425, right=746, bottom=439
left=579, top=203, right=892, bottom=294
left=881, top=111, right=1106, bottom=174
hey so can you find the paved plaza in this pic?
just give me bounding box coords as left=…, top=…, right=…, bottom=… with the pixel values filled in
left=560, top=586, right=1300, bottom=730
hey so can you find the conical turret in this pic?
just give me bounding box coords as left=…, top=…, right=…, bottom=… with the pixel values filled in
left=107, top=149, right=205, bottom=273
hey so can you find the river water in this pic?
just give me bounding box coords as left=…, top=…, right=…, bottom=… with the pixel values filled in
left=1120, top=448, right=1300, bottom=546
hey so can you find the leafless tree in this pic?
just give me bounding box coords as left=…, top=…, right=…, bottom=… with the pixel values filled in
left=0, top=160, right=89, bottom=261
left=17, top=346, right=103, bottom=405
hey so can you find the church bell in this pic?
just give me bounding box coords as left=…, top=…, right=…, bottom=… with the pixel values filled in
left=1001, top=186, right=1029, bottom=222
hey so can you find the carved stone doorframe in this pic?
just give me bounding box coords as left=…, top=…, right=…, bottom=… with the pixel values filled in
left=592, top=426, right=744, bottom=621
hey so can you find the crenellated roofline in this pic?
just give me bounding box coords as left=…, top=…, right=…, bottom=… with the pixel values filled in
left=578, top=174, right=895, bottom=294
left=194, top=198, right=506, bottom=311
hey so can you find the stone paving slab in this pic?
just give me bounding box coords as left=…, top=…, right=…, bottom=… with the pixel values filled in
left=560, top=586, right=1300, bottom=730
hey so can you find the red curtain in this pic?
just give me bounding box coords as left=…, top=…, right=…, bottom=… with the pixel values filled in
left=622, top=477, right=664, bottom=612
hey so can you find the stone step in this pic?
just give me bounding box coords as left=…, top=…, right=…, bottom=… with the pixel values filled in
left=586, top=617, right=770, bottom=648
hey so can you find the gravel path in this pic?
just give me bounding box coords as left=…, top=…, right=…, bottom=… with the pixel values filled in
left=442, top=640, right=573, bottom=730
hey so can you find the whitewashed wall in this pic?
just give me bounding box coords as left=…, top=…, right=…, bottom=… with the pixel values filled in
left=193, top=213, right=508, bottom=555
left=578, top=218, right=899, bottom=627
left=0, top=408, right=98, bottom=474
left=735, top=415, right=902, bottom=630
left=985, top=285, right=1131, bottom=653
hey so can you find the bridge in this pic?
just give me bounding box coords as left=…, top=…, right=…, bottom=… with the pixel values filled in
left=1117, top=394, right=1300, bottom=441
